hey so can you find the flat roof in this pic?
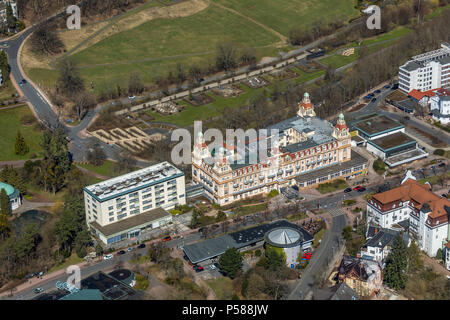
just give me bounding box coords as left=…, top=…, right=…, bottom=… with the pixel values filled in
left=90, top=207, right=170, bottom=237
left=368, top=132, right=415, bottom=151
left=84, top=161, right=183, bottom=202
left=81, top=271, right=138, bottom=300
left=295, top=150, right=368, bottom=184
left=352, top=115, right=403, bottom=137
left=183, top=220, right=313, bottom=264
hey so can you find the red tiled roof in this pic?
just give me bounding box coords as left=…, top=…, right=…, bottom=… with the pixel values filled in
left=372, top=179, right=449, bottom=219
left=408, top=88, right=437, bottom=101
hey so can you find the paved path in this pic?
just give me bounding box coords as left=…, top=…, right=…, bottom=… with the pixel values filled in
left=288, top=208, right=347, bottom=300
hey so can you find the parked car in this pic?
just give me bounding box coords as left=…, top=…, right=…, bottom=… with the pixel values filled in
left=404, top=116, right=410, bottom=120
left=210, top=264, right=216, bottom=270
left=117, top=250, right=126, bottom=255
left=128, top=95, right=135, bottom=99
left=127, top=247, right=134, bottom=252
left=384, top=85, right=391, bottom=89
left=34, top=288, right=44, bottom=294
left=103, top=254, right=113, bottom=260
left=353, top=186, right=363, bottom=191
left=137, top=243, right=146, bottom=249
left=438, top=163, right=446, bottom=167
left=442, top=194, right=448, bottom=198
left=371, top=98, right=377, bottom=102
left=162, top=236, right=172, bottom=242
left=194, top=266, right=204, bottom=272
left=358, top=187, right=367, bottom=192
left=344, top=188, right=352, bottom=193
left=303, top=252, right=312, bottom=260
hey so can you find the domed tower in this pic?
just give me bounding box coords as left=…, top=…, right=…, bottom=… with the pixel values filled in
left=332, top=113, right=351, bottom=162
left=297, top=92, right=316, bottom=118
left=332, top=113, right=350, bottom=140
left=192, top=132, right=208, bottom=166
left=213, top=147, right=231, bottom=173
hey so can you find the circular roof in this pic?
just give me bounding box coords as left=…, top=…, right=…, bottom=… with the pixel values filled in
left=0, top=182, right=15, bottom=197
left=266, top=227, right=303, bottom=248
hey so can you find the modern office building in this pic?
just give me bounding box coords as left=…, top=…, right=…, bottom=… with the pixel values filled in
left=83, top=161, right=186, bottom=245
left=351, top=114, right=428, bottom=167
left=398, top=43, right=450, bottom=93
left=192, top=92, right=368, bottom=206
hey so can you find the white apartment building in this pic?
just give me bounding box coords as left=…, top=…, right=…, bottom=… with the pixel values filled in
left=366, top=171, right=450, bottom=257
left=192, top=93, right=368, bottom=206
left=445, top=243, right=450, bottom=271
left=398, top=43, right=450, bottom=93
left=430, top=88, right=450, bottom=124
left=0, top=0, right=17, bottom=23
left=83, top=161, right=186, bottom=245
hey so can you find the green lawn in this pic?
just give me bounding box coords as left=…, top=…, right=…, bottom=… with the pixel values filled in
left=0, top=105, right=43, bottom=161
left=235, top=203, right=267, bottom=215
left=146, top=100, right=220, bottom=127
left=214, top=0, right=359, bottom=36
left=317, top=179, right=348, bottom=194
left=419, top=172, right=450, bottom=186
left=319, top=49, right=359, bottom=69
left=0, top=79, right=19, bottom=102
left=48, top=252, right=84, bottom=273
left=77, top=160, right=117, bottom=178
left=207, top=277, right=234, bottom=300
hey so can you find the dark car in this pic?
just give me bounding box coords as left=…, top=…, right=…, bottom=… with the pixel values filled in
left=371, top=98, right=377, bottom=102
left=404, top=116, right=410, bottom=120
left=442, top=194, right=448, bottom=198
left=22, top=79, right=27, bottom=84
left=117, top=250, right=126, bottom=255
left=357, top=187, right=367, bottom=192
left=438, top=163, right=446, bottom=167
left=384, top=85, right=391, bottom=89
left=367, top=93, right=374, bottom=97
left=137, top=243, right=146, bottom=249
left=162, top=236, right=172, bottom=242
left=375, top=89, right=381, bottom=94
left=344, top=188, right=352, bottom=193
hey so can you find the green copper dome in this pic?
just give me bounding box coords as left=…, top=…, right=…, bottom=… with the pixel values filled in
left=0, top=182, right=15, bottom=196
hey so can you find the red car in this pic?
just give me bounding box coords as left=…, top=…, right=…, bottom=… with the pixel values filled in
left=193, top=265, right=204, bottom=272
left=303, top=252, right=312, bottom=260
left=162, top=236, right=172, bottom=242
left=353, top=186, right=362, bottom=191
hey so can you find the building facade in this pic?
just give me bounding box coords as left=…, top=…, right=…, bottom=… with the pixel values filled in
left=83, top=162, right=186, bottom=244
left=0, top=181, right=21, bottom=210
left=430, top=88, right=450, bottom=124
left=398, top=43, right=450, bottom=93
left=366, top=171, right=450, bottom=257
left=192, top=93, right=368, bottom=206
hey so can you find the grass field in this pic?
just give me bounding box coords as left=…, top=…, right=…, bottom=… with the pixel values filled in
left=77, top=160, right=117, bottom=178
left=0, top=79, right=18, bottom=102
left=0, top=105, right=43, bottom=161
left=316, top=179, right=348, bottom=194
left=207, top=277, right=234, bottom=299
left=214, top=0, right=358, bottom=36
left=146, top=100, right=220, bottom=127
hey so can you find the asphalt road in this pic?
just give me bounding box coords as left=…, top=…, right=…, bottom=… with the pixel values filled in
left=10, top=231, right=203, bottom=300
left=288, top=208, right=347, bottom=300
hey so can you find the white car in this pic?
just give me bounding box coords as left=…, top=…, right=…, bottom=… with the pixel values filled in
left=210, top=264, right=216, bottom=270
left=128, top=95, right=136, bottom=99
left=103, top=254, right=113, bottom=260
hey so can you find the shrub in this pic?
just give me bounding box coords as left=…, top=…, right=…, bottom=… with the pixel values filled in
left=267, top=189, right=279, bottom=198
left=433, top=149, right=445, bottom=156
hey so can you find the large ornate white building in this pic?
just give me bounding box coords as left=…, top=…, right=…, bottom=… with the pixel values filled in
left=367, top=171, right=450, bottom=257
left=192, top=93, right=368, bottom=206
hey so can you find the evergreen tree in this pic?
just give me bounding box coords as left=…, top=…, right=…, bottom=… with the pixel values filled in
left=190, top=208, right=200, bottom=229
left=219, top=247, right=243, bottom=278
left=383, top=234, right=408, bottom=290
left=14, top=131, right=29, bottom=155
left=0, top=189, right=11, bottom=216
